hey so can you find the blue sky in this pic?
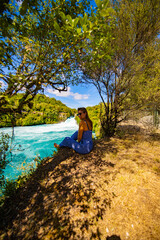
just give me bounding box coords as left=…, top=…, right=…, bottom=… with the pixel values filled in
left=44, top=83, right=102, bottom=109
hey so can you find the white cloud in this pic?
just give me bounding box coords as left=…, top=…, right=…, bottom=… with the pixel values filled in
left=47, top=87, right=89, bottom=100
left=74, top=92, right=88, bottom=100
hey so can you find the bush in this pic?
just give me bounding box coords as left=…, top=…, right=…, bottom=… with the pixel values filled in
left=0, top=133, right=10, bottom=187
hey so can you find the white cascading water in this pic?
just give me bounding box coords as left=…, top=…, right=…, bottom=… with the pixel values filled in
left=0, top=117, right=78, bottom=181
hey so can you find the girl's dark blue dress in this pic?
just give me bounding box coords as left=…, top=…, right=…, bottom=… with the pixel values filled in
left=59, top=122, right=93, bottom=154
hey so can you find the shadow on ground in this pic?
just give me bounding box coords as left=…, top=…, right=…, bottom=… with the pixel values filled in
left=149, top=132, right=160, bottom=141
left=106, top=235, right=121, bottom=240
left=0, top=139, right=117, bottom=240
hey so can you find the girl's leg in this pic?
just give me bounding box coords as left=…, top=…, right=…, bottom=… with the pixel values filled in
left=59, top=137, right=77, bottom=148
left=58, top=137, right=92, bottom=154
left=54, top=131, right=78, bottom=149
left=70, top=131, right=78, bottom=140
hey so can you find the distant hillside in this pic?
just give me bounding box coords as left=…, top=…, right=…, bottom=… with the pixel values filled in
left=0, top=94, right=76, bottom=127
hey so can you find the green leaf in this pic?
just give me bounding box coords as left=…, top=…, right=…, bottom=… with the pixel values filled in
left=84, top=13, right=88, bottom=24
left=67, top=15, right=72, bottom=25
left=77, top=28, right=81, bottom=34
left=95, top=0, right=102, bottom=9
left=82, top=25, right=87, bottom=32
left=74, top=18, right=79, bottom=27
left=59, top=11, right=66, bottom=21
left=80, top=13, right=88, bottom=26
left=103, top=0, right=109, bottom=9
left=54, top=21, right=60, bottom=31
left=89, top=21, right=93, bottom=29
left=100, top=9, right=109, bottom=17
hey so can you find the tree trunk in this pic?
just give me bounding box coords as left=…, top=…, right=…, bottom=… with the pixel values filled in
left=153, top=105, right=159, bottom=129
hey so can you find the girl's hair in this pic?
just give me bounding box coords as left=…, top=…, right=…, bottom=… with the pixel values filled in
left=78, top=107, right=93, bottom=129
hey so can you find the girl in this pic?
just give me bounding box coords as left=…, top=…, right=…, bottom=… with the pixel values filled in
left=54, top=107, right=93, bottom=154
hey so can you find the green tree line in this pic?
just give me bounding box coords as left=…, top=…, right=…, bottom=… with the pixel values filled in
left=0, top=94, right=76, bottom=127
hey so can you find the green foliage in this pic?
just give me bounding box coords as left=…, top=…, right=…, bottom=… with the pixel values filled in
left=1, top=170, right=31, bottom=206
left=0, top=154, right=43, bottom=206
left=128, top=40, right=160, bottom=109
left=0, top=0, right=91, bottom=115
left=86, top=105, right=102, bottom=137
left=2, top=180, right=17, bottom=197
left=0, top=93, right=76, bottom=127
left=0, top=133, right=10, bottom=187
left=77, top=0, right=160, bottom=136
left=1, top=0, right=160, bottom=137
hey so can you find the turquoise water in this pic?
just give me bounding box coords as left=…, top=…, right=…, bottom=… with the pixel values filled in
left=0, top=117, right=78, bottom=181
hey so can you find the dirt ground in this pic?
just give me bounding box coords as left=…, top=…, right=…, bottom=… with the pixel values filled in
left=0, top=125, right=160, bottom=240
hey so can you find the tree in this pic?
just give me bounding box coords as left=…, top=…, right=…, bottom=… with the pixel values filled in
left=0, top=0, right=90, bottom=119
left=128, top=38, right=160, bottom=128
left=78, top=0, right=160, bottom=136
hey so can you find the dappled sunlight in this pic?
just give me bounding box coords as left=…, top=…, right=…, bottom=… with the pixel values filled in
left=0, top=131, right=160, bottom=239
left=0, top=141, right=116, bottom=239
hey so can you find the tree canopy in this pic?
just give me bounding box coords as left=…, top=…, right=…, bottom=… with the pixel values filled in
left=1, top=0, right=160, bottom=136
left=0, top=0, right=91, bottom=116
left=77, top=0, right=160, bottom=136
